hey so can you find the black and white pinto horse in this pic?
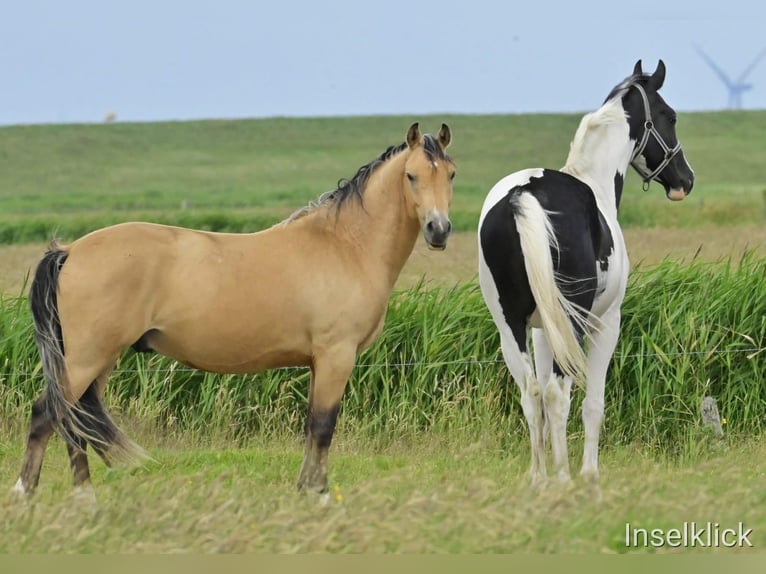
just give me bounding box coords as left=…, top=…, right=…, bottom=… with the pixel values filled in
left=478, top=60, right=695, bottom=486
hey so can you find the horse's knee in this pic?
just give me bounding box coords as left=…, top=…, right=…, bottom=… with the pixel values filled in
left=542, top=379, right=559, bottom=406
left=543, top=377, right=571, bottom=419
left=308, top=404, right=340, bottom=448
left=582, top=397, right=605, bottom=427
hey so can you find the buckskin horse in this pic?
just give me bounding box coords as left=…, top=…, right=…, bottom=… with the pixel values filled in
left=15, top=122, right=456, bottom=497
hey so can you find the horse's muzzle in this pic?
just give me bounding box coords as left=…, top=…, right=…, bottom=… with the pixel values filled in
left=665, top=172, right=694, bottom=201
left=424, top=215, right=452, bottom=250
left=666, top=188, right=687, bottom=201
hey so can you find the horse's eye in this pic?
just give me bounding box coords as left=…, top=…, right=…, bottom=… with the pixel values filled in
left=449, top=172, right=456, bottom=181
left=406, top=173, right=416, bottom=183
left=670, top=116, right=677, bottom=125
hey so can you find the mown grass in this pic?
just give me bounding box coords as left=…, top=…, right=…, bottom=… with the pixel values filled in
left=1, top=431, right=764, bottom=553
left=0, top=112, right=764, bottom=243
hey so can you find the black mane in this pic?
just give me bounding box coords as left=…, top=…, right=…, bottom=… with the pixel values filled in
left=285, top=134, right=450, bottom=223
left=602, top=73, right=649, bottom=104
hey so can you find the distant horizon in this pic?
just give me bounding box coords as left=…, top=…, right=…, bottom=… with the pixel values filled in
left=5, top=105, right=766, bottom=130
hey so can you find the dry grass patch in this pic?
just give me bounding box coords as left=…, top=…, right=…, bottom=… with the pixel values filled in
left=1, top=227, right=764, bottom=296
left=1, top=434, right=764, bottom=553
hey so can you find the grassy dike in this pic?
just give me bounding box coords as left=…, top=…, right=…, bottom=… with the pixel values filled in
left=0, top=111, right=764, bottom=243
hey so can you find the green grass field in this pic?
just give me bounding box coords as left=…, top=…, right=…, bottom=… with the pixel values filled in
left=0, top=113, right=764, bottom=553
left=0, top=111, right=765, bottom=243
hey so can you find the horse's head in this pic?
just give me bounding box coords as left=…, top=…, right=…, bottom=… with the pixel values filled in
left=403, top=123, right=455, bottom=250
left=624, top=60, right=695, bottom=201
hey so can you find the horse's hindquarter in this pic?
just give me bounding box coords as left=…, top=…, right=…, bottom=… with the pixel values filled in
left=57, top=223, right=180, bottom=364
left=479, top=169, right=628, bottom=324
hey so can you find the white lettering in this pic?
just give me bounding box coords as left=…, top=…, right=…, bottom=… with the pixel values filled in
left=625, top=522, right=753, bottom=548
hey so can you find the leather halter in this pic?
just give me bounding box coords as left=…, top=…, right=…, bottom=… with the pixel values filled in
left=628, top=83, right=682, bottom=191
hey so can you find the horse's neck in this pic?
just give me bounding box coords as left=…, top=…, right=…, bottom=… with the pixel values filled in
left=332, top=152, right=420, bottom=288
left=561, top=114, right=633, bottom=221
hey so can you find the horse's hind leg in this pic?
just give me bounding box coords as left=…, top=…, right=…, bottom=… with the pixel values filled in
left=297, top=344, right=355, bottom=494
left=15, top=363, right=115, bottom=498
left=66, top=434, right=91, bottom=487
left=499, top=330, right=546, bottom=487
left=14, top=394, right=55, bottom=496
left=534, top=329, right=574, bottom=484
left=581, top=308, right=620, bottom=482
left=65, top=366, right=115, bottom=493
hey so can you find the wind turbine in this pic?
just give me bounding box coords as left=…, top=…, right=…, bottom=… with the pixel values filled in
left=695, top=45, right=766, bottom=109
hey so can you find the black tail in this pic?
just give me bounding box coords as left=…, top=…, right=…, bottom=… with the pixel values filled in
left=29, top=243, right=145, bottom=465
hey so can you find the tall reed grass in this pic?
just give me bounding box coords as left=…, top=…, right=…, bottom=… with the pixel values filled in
left=0, top=256, right=763, bottom=449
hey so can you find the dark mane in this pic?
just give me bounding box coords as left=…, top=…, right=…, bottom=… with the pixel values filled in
left=284, top=134, right=450, bottom=224
left=603, top=73, right=648, bottom=104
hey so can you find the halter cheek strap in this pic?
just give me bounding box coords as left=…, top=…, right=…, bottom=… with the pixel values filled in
left=629, top=83, right=682, bottom=191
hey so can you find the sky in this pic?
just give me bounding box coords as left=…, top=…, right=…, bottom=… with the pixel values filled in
left=2, top=0, right=765, bottom=125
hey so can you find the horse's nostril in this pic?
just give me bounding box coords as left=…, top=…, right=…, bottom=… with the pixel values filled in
left=445, top=220, right=452, bottom=234
left=425, top=221, right=435, bottom=234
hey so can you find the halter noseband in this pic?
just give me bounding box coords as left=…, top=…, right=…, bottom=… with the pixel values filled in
left=629, top=83, right=682, bottom=191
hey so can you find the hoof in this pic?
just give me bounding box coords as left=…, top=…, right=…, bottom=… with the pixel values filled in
left=579, top=469, right=603, bottom=501
left=10, top=477, right=28, bottom=496
left=9, top=478, right=30, bottom=506
left=318, top=485, right=344, bottom=507
left=529, top=473, right=548, bottom=490
left=556, top=469, right=572, bottom=485
left=580, top=468, right=600, bottom=484
left=71, top=483, right=98, bottom=507
left=296, top=479, right=328, bottom=495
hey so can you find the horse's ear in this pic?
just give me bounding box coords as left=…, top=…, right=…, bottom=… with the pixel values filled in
left=406, top=122, right=421, bottom=148
left=648, top=59, right=666, bottom=90
left=437, top=123, right=451, bottom=149
left=633, top=60, right=643, bottom=76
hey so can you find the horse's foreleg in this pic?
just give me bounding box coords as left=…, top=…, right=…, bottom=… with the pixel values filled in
left=297, top=344, right=355, bottom=494
left=581, top=308, right=620, bottom=482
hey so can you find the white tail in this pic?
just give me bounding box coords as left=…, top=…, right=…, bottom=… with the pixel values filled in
left=513, top=192, right=591, bottom=380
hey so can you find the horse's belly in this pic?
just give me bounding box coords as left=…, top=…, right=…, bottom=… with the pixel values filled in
left=146, top=328, right=312, bottom=374
left=591, top=258, right=627, bottom=317
left=183, top=350, right=312, bottom=374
